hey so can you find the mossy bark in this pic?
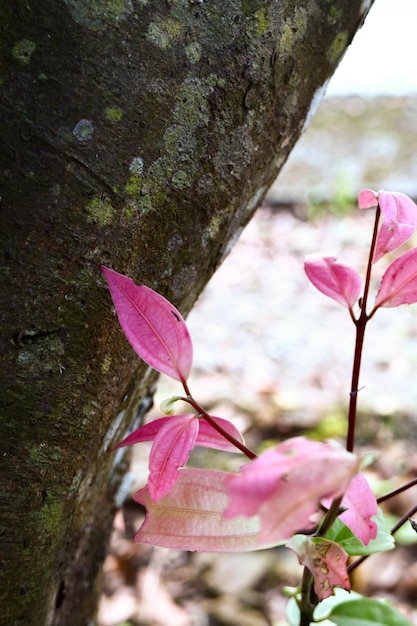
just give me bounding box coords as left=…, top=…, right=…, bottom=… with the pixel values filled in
left=0, top=1, right=373, bottom=624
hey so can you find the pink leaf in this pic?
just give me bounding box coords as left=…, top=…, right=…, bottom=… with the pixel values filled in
left=374, top=247, right=417, bottom=308
left=134, top=468, right=285, bottom=552
left=358, top=189, right=417, bottom=263
left=339, top=473, right=378, bottom=545
left=149, top=414, right=199, bottom=502
left=115, top=414, right=244, bottom=453
left=101, top=266, right=193, bottom=382
left=358, top=188, right=378, bottom=209
left=287, top=535, right=350, bottom=600
left=224, top=437, right=359, bottom=542
left=304, top=255, right=362, bottom=310
left=196, top=416, right=245, bottom=452
left=372, top=190, right=417, bottom=263
left=115, top=416, right=171, bottom=448
left=322, top=473, right=377, bottom=545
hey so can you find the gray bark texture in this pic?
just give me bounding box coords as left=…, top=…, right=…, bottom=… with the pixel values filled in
left=0, top=1, right=373, bottom=624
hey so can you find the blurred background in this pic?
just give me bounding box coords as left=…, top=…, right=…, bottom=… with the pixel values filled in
left=100, top=2, right=417, bottom=625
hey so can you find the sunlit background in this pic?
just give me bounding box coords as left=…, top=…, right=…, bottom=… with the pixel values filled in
left=327, top=0, right=417, bottom=97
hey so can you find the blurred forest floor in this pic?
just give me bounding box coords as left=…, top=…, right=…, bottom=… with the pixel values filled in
left=98, top=97, right=417, bottom=626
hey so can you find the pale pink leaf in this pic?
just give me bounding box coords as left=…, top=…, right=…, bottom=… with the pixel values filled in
left=287, top=535, right=350, bottom=600
left=196, top=416, right=245, bottom=452
left=224, top=437, right=359, bottom=541
left=323, top=473, right=377, bottom=545
left=101, top=266, right=192, bottom=382
left=373, top=191, right=417, bottom=263
left=358, top=188, right=378, bottom=209
left=134, top=468, right=285, bottom=552
left=223, top=438, right=328, bottom=518
left=114, top=416, right=171, bottom=448
left=304, top=255, right=362, bottom=309
left=149, top=414, right=199, bottom=502
left=374, top=247, right=417, bottom=308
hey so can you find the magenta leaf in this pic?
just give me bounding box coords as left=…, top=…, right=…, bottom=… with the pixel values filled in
left=287, top=535, right=350, bottom=600
left=115, top=415, right=244, bottom=453
left=373, top=190, right=417, bottom=263
left=322, top=473, right=377, bottom=545
left=339, top=473, right=378, bottom=545
left=374, top=190, right=417, bottom=263
left=196, top=416, right=245, bottom=452
left=224, top=437, right=359, bottom=542
left=374, top=247, right=417, bottom=309
left=114, top=416, right=171, bottom=448
left=358, top=189, right=417, bottom=263
left=115, top=413, right=246, bottom=502
left=134, top=468, right=286, bottom=552
left=149, top=414, right=199, bottom=502
left=101, top=266, right=193, bottom=382
left=304, top=255, right=362, bottom=310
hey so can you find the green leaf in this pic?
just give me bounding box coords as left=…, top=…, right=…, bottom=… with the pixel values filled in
left=329, top=598, right=412, bottom=626
left=286, top=597, right=300, bottom=626
left=326, top=508, right=394, bottom=556
left=313, top=588, right=362, bottom=621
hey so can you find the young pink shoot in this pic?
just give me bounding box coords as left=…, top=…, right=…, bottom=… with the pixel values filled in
left=305, top=191, right=383, bottom=453
left=304, top=255, right=362, bottom=321
left=359, top=189, right=417, bottom=263
left=115, top=414, right=246, bottom=502
left=101, top=266, right=193, bottom=385
left=287, top=535, right=350, bottom=600
left=347, top=190, right=417, bottom=450
left=224, top=437, right=359, bottom=542
left=134, top=468, right=287, bottom=552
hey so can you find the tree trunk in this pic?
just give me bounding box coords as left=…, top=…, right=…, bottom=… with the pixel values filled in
left=0, top=1, right=373, bottom=624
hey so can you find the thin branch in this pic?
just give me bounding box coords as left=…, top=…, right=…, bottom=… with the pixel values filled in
left=377, top=477, right=417, bottom=505
left=179, top=394, right=257, bottom=460
left=346, top=206, right=381, bottom=453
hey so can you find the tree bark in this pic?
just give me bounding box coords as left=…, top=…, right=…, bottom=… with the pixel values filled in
left=0, top=1, right=373, bottom=624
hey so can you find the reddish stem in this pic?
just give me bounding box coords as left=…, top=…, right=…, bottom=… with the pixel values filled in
left=377, top=477, right=417, bottom=505
left=346, top=206, right=381, bottom=453
left=179, top=392, right=257, bottom=460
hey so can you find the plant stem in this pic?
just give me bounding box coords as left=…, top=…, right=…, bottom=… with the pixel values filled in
left=390, top=502, right=417, bottom=535
left=377, top=477, right=417, bottom=504
left=299, top=568, right=317, bottom=626
left=346, top=206, right=381, bottom=453
left=318, top=495, right=343, bottom=536
left=346, top=320, right=366, bottom=453
left=179, top=393, right=258, bottom=460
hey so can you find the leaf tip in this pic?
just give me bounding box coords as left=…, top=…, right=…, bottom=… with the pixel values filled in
left=358, top=188, right=378, bottom=209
